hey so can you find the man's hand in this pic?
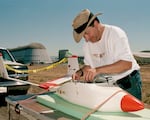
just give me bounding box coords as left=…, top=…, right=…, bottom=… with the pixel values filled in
left=72, top=66, right=97, bottom=82
left=72, top=69, right=83, bottom=80
left=84, top=68, right=97, bottom=82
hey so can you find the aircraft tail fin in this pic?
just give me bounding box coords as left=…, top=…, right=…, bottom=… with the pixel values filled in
left=67, top=55, right=79, bottom=76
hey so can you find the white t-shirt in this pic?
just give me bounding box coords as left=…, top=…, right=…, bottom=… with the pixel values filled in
left=83, top=24, right=140, bottom=81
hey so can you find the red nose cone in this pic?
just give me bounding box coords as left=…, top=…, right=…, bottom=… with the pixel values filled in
left=121, top=94, right=144, bottom=112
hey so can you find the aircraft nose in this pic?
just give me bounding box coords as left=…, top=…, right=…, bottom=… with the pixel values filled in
left=121, top=94, right=144, bottom=112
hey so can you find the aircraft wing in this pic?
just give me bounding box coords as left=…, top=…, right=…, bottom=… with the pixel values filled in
left=39, top=76, right=72, bottom=89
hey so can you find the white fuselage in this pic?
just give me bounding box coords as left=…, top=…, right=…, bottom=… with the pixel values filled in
left=56, top=82, right=144, bottom=112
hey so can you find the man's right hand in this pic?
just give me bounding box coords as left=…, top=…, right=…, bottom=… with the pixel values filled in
left=72, top=69, right=83, bottom=80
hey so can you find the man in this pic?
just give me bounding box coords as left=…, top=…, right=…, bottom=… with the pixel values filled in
left=72, top=9, right=142, bottom=100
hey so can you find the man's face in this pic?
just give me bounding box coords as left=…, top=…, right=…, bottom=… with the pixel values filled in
left=83, top=21, right=100, bottom=43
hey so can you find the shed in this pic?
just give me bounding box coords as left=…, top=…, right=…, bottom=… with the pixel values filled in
left=9, top=42, right=52, bottom=64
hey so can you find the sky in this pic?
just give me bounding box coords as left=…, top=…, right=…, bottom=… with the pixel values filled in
left=0, top=0, right=150, bottom=56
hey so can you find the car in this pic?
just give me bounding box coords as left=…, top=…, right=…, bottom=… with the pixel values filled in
left=0, top=47, right=30, bottom=97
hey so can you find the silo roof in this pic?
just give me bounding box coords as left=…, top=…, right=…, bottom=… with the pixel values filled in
left=9, top=42, right=46, bottom=51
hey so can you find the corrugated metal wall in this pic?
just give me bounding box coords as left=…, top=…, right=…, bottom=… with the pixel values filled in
left=11, top=48, right=52, bottom=64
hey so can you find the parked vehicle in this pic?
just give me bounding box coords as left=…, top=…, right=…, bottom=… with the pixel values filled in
left=0, top=47, right=30, bottom=96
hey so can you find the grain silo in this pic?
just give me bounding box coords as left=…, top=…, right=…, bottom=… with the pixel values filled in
left=9, top=42, right=52, bottom=64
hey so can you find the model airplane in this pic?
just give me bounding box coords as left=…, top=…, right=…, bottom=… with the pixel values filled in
left=38, top=56, right=144, bottom=112
left=36, top=56, right=150, bottom=120
left=0, top=53, right=145, bottom=113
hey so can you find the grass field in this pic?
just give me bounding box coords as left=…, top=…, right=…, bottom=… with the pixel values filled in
left=140, top=64, right=150, bottom=106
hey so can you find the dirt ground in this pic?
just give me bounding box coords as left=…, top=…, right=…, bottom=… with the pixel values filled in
left=0, top=64, right=150, bottom=120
